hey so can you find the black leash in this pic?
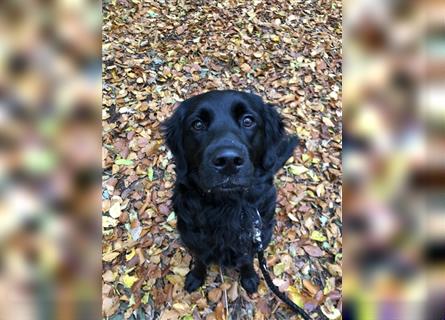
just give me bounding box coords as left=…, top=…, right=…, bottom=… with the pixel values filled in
left=252, top=209, right=311, bottom=320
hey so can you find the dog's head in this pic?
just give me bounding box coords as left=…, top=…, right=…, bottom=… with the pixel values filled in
left=162, top=90, right=298, bottom=192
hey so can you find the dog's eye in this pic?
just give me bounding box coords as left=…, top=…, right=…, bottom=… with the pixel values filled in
left=241, top=115, right=255, bottom=128
left=191, top=119, right=205, bottom=131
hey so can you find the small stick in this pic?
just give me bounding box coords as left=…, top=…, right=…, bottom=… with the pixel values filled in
left=272, top=300, right=281, bottom=314
left=219, top=266, right=229, bottom=320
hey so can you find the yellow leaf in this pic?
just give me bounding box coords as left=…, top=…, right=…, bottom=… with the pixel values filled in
left=126, top=248, right=136, bottom=261
left=287, top=286, right=304, bottom=308
left=289, top=165, right=308, bottom=175
left=103, top=251, right=120, bottom=262
left=165, top=274, right=183, bottom=285
left=307, top=170, right=319, bottom=182
left=172, top=303, right=189, bottom=314
left=172, top=267, right=189, bottom=276
left=301, top=154, right=310, bottom=162
left=273, top=262, right=286, bottom=276
left=142, top=293, right=150, bottom=304
left=122, top=274, right=138, bottom=288
left=271, top=34, right=280, bottom=42
left=310, top=230, right=327, bottom=242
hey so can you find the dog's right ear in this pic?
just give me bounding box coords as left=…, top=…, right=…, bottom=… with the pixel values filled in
left=161, top=104, right=187, bottom=179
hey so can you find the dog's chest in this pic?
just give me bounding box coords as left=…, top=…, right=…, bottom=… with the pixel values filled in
left=206, top=224, right=253, bottom=267
left=180, top=205, right=255, bottom=267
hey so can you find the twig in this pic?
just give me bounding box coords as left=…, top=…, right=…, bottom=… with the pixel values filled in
left=219, top=266, right=229, bottom=320
left=138, top=189, right=152, bottom=215
left=272, top=300, right=281, bottom=314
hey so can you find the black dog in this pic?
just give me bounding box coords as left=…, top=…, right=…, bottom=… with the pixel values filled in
left=162, top=90, right=298, bottom=293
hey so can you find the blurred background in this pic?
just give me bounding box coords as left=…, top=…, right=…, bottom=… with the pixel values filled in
left=344, top=0, right=445, bottom=319
left=0, top=0, right=101, bottom=319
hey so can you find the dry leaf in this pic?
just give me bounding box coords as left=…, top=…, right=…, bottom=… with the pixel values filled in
left=102, top=296, right=119, bottom=317
left=109, top=202, right=121, bottom=219
left=322, top=117, right=334, bottom=127
left=310, top=230, right=327, bottom=242
left=240, top=63, right=252, bottom=73
left=103, top=251, right=120, bottom=262
left=227, top=282, right=239, bottom=301
left=208, top=288, right=222, bottom=303
left=303, top=245, right=324, bottom=257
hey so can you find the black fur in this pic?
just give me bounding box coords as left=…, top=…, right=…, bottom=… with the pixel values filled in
left=162, top=90, right=298, bottom=293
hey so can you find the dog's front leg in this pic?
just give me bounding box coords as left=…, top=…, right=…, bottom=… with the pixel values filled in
left=240, top=262, right=259, bottom=294
left=185, top=258, right=207, bottom=292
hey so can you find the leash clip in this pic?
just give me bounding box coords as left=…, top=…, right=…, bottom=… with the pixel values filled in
left=252, top=209, right=263, bottom=252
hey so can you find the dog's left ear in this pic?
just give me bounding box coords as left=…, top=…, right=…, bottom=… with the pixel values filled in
left=262, top=103, right=299, bottom=173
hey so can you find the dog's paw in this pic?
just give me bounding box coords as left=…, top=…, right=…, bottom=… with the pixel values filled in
left=184, top=271, right=205, bottom=292
left=240, top=272, right=259, bottom=294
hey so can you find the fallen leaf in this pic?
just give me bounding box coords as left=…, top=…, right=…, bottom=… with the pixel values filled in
left=122, top=274, right=138, bottom=288
left=159, top=309, right=180, bottom=320
left=109, top=202, right=121, bottom=218
left=166, top=274, right=183, bottom=286
left=310, top=230, right=327, bottom=242
left=289, top=165, right=308, bottom=175
left=172, top=302, right=189, bottom=314
left=227, top=282, right=239, bottom=301
left=273, top=262, right=286, bottom=276
left=214, top=302, right=225, bottom=320
left=115, top=158, right=134, bottom=166
left=322, top=117, right=334, bottom=127
left=103, top=270, right=115, bottom=282
left=208, top=287, right=222, bottom=303
left=102, top=296, right=119, bottom=317
left=321, top=304, right=341, bottom=319
left=287, top=212, right=299, bottom=222
left=316, top=184, right=325, bottom=197
left=287, top=286, right=304, bottom=308
left=303, top=245, right=324, bottom=257
left=240, top=63, right=252, bottom=73
left=172, top=267, right=189, bottom=277
left=103, top=216, right=118, bottom=228
left=103, top=251, right=120, bottom=262
left=303, top=279, right=319, bottom=296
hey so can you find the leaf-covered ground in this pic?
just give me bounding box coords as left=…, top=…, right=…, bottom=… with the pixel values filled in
left=102, top=1, right=342, bottom=319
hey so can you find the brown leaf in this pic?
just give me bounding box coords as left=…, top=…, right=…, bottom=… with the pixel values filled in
left=103, top=270, right=115, bottom=282
left=208, top=287, right=222, bottom=303
left=240, top=63, right=251, bottom=73
left=102, top=296, right=119, bottom=317
left=303, top=245, right=324, bottom=257
left=227, top=282, right=239, bottom=302
left=303, top=279, right=319, bottom=296
left=159, top=204, right=170, bottom=215
left=214, top=302, right=225, bottom=320
left=103, top=251, right=120, bottom=262
left=159, top=309, right=180, bottom=320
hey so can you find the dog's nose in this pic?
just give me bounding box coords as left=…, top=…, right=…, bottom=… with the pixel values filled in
left=211, top=149, right=245, bottom=173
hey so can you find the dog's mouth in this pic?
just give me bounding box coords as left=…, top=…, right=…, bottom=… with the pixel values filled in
left=206, top=179, right=250, bottom=193
left=212, top=185, right=245, bottom=193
